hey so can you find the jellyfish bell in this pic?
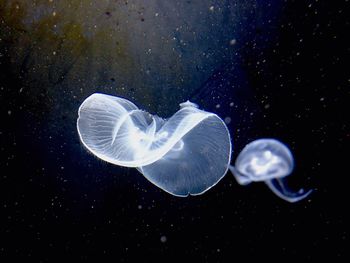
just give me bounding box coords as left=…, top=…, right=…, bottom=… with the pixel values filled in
left=234, top=139, right=294, bottom=182
left=77, top=93, right=231, bottom=196
left=139, top=106, right=232, bottom=196
left=229, top=138, right=312, bottom=203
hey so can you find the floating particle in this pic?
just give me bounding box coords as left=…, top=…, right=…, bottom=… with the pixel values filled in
left=229, top=39, right=236, bottom=45
left=160, top=235, right=167, bottom=243
left=224, top=117, right=231, bottom=124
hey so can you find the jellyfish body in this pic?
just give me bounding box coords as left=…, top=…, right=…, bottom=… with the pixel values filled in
left=77, top=93, right=231, bottom=196
left=229, top=139, right=312, bottom=202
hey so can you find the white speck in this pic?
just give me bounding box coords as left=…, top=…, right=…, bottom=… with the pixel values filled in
left=215, top=104, right=220, bottom=109
left=264, top=104, right=270, bottom=109
left=209, top=6, right=214, bottom=11
left=7, top=110, right=11, bottom=115
left=229, top=39, right=236, bottom=45
left=320, top=97, right=325, bottom=101
left=155, top=13, right=159, bottom=17
left=138, top=205, right=142, bottom=209
left=224, top=117, right=231, bottom=124
left=229, top=102, right=234, bottom=107
left=160, top=235, right=167, bottom=243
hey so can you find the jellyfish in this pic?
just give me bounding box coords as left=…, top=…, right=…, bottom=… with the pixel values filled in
left=77, top=93, right=231, bottom=197
left=77, top=93, right=311, bottom=202
left=229, top=139, right=312, bottom=202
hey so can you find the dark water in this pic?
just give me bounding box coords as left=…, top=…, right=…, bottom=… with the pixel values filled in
left=0, top=0, right=348, bottom=261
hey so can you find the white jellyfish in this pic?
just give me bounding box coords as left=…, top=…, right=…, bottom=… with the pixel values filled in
left=77, top=93, right=231, bottom=197
left=229, top=139, right=312, bottom=202
left=77, top=93, right=312, bottom=202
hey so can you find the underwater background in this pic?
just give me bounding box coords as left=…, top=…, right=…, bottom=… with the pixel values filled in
left=0, top=0, right=348, bottom=261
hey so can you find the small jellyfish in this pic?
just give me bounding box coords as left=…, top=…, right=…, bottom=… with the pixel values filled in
left=229, top=139, right=312, bottom=202
left=77, top=93, right=231, bottom=197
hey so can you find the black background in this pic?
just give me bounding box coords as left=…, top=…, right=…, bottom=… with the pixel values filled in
left=0, top=0, right=348, bottom=261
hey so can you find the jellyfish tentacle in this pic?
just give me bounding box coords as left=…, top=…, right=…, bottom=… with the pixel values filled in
left=265, top=178, right=313, bottom=203
left=228, top=165, right=252, bottom=185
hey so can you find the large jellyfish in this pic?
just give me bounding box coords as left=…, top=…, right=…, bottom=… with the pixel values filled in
left=229, top=139, right=312, bottom=202
left=77, top=93, right=231, bottom=196
left=77, top=93, right=311, bottom=202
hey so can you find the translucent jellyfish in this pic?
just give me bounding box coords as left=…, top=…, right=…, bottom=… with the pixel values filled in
left=77, top=93, right=312, bottom=202
left=229, top=139, right=312, bottom=202
left=77, top=93, right=231, bottom=196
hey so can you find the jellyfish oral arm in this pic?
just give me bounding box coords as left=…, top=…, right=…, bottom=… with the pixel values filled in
left=228, top=165, right=252, bottom=185
left=265, top=178, right=313, bottom=203
left=230, top=163, right=312, bottom=202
